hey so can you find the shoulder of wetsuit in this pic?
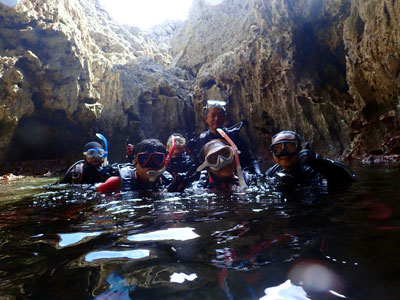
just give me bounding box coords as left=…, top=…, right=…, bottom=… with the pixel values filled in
left=199, top=130, right=209, bottom=139
left=60, top=160, right=85, bottom=183
left=225, top=121, right=246, bottom=137
left=322, top=158, right=356, bottom=183
left=265, top=164, right=282, bottom=178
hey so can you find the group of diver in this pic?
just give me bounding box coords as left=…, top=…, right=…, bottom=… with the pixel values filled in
left=59, top=99, right=356, bottom=194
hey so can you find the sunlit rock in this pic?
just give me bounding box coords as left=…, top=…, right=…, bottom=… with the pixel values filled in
left=0, top=0, right=194, bottom=167
left=0, top=0, right=399, bottom=170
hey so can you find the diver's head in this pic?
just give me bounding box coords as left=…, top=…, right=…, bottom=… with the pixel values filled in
left=134, top=139, right=167, bottom=182
left=270, top=131, right=302, bottom=171
left=83, top=141, right=105, bottom=166
left=197, top=139, right=235, bottom=178
left=166, top=133, right=187, bottom=158
left=203, top=100, right=226, bottom=134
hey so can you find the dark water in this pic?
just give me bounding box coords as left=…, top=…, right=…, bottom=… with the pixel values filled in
left=0, top=164, right=399, bottom=300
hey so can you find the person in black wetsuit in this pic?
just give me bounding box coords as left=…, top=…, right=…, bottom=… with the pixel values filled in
left=97, top=139, right=190, bottom=193
left=59, top=141, right=116, bottom=184
left=265, top=131, right=355, bottom=191
left=165, top=133, right=193, bottom=177
left=190, top=99, right=261, bottom=176
left=193, top=139, right=249, bottom=193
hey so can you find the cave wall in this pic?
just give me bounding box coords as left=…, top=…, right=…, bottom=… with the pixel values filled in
left=1, top=0, right=399, bottom=172
left=344, top=0, right=400, bottom=160
left=173, top=0, right=356, bottom=158
left=173, top=0, right=399, bottom=161
left=0, top=0, right=194, bottom=170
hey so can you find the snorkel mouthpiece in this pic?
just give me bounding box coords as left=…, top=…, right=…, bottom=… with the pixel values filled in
left=146, top=169, right=162, bottom=182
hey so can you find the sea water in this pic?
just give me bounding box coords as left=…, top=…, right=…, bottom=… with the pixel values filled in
left=0, top=163, right=399, bottom=300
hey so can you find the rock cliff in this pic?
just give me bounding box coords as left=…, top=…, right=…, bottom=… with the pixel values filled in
left=0, top=0, right=194, bottom=168
left=0, top=0, right=399, bottom=172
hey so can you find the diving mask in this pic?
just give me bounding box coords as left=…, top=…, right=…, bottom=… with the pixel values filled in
left=136, top=152, right=166, bottom=169
left=197, top=145, right=234, bottom=171
left=203, top=99, right=227, bottom=117
left=167, top=135, right=186, bottom=152
left=83, top=148, right=106, bottom=158
left=270, top=140, right=300, bottom=157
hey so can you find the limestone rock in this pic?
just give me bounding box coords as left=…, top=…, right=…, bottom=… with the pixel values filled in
left=344, top=0, right=400, bottom=160
left=175, top=0, right=356, bottom=157
left=0, top=0, right=194, bottom=168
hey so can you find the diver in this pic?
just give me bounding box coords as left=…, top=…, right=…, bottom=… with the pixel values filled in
left=97, top=139, right=188, bottom=193
left=193, top=139, right=249, bottom=193
left=59, top=140, right=116, bottom=184
left=165, top=133, right=193, bottom=177
left=265, top=130, right=356, bottom=191
left=189, top=99, right=262, bottom=176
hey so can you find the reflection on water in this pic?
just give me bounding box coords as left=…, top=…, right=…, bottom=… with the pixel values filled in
left=127, top=227, right=200, bottom=242
left=0, top=164, right=399, bottom=299
left=85, top=249, right=150, bottom=262
left=59, top=232, right=103, bottom=247
left=170, top=272, right=198, bottom=283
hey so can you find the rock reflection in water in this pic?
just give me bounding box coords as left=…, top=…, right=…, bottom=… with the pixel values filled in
left=0, top=164, right=399, bottom=299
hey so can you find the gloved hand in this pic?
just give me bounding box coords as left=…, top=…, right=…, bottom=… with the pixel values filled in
left=275, top=171, right=297, bottom=189
left=166, top=164, right=197, bottom=192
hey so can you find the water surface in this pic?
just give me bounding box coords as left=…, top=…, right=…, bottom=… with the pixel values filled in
left=0, top=164, right=399, bottom=300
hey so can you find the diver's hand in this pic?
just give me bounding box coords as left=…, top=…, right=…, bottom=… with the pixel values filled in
left=166, top=173, right=187, bottom=192
left=166, top=165, right=198, bottom=192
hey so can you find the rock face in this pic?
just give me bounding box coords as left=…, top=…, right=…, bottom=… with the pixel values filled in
left=172, top=0, right=399, bottom=161
left=0, top=0, right=194, bottom=168
left=344, top=0, right=400, bottom=161
left=0, top=0, right=399, bottom=172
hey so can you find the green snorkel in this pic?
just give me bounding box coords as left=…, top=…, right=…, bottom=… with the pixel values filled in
left=96, top=133, right=109, bottom=167
left=217, top=128, right=247, bottom=189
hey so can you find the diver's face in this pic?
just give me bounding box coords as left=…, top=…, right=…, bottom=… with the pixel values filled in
left=171, top=145, right=185, bottom=158
left=134, top=152, right=166, bottom=182
left=84, top=151, right=104, bottom=166
left=135, top=163, right=151, bottom=182
left=205, top=108, right=226, bottom=133
left=272, top=133, right=299, bottom=171
left=208, top=161, right=236, bottom=178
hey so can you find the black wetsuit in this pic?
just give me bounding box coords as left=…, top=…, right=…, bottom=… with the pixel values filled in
left=167, top=153, right=193, bottom=177
left=265, top=150, right=355, bottom=191
left=60, top=160, right=117, bottom=184
left=194, top=127, right=261, bottom=175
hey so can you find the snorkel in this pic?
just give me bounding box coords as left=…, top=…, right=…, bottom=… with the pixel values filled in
left=216, top=128, right=247, bottom=189
left=96, top=133, right=109, bottom=167
left=146, top=137, right=175, bottom=182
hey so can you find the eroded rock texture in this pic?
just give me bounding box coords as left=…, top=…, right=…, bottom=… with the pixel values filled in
left=173, top=0, right=356, bottom=158
left=0, top=0, right=194, bottom=167
left=0, top=0, right=399, bottom=171
left=344, top=0, right=400, bottom=162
